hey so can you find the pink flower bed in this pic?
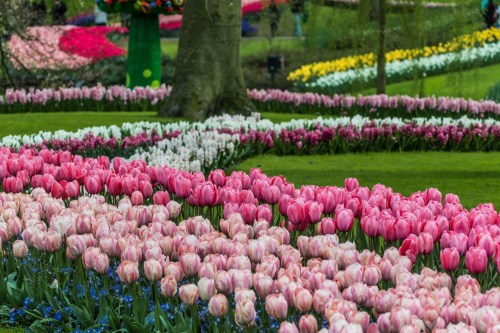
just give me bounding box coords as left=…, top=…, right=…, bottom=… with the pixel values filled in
left=8, top=26, right=91, bottom=70
left=0, top=146, right=499, bottom=331
left=58, top=26, right=127, bottom=61
left=8, top=26, right=127, bottom=70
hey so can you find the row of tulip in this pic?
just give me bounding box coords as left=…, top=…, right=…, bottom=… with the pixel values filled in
left=302, top=42, right=500, bottom=93
left=0, top=148, right=498, bottom=331
left=0, top=114, right=498, bottom=173
left=287, top=27, right=500, bottom=83
left=3, top=85, right=499, bottom=119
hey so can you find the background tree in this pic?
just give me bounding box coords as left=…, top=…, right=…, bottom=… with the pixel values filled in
left=96, top=0, right=184, bottom=88
left=159, top=0, right=256, bottom=121
left=375, top=0, right=386, bottom=94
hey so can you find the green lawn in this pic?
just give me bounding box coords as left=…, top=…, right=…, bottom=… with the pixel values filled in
left=0, top=111, right=320, bottom=138
left=231, top=152, right=500, bottom=209
left=359, top=63, right=500, bottom=100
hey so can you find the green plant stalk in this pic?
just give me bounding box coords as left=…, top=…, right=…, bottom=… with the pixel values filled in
left=127, top=13, right=162, bottom=88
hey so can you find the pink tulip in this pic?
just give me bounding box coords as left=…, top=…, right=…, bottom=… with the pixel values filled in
left=265, top=294, right=288, bottom=320
left=320, top=217, right=336, bottom=235
left=117, top=261, right=139, bottom=284
left=294, top=288, right=313, bottom=313
left=279, top=322, right=299, bottom=333
left=12, top=240, right=28, bottom=258
left=440, top=248, right=460, bottom=272
left=106, top=175, right=123, bottom=196
left=335, top=208, right=354, bottom=232
left=235, top=288, right=257, bottom=304
left=166, top=201, right=181, bottom=219
left=417, top=232, right=434, bottom=255
left=153, top=191, right=170, bottom=206
left=160, top=275, right=177, bottom=297
left=208, top=294, right=229, bottom=317
left=131, top=191, right=144, bottom=206
left=94, top=253, right=110, bottom=274
left=465, top=247, right=488, bottom=274
left=299, top=314, right=318, bottom=333
left=208, top=169, right=226, bottom=187
left=180, top=253, right=201, bottom=277
left=360, top=215, right=379, bottom=238
left=138, top=180, right=153, bottom=199
left=235, top=300, right=256, bottom=327
left=66, top=180, right=80, bottom=199
left=240, top=203, right=257, bottom=225
left=144, top=259, right=163, bottom=282
left=345, top=178, right=359, bottom=192
left=179, top=284, right=199, bottom=306
left=198, top=278, right=216, bottom=302
left=84, top=174, right=102, bottom=195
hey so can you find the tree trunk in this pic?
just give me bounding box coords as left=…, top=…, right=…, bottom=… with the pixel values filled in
left=159, top=0, right=255, bottom=121
left=376, top=0, right=386, bottom=94
left=127, top=13, right=161, bottom=88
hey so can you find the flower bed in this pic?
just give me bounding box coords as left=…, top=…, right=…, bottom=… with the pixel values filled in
left=58, top=27, right=127, bottom=61
left=0, top=143, right=498, bottom=331
left=287, top=28, right=500, bottom=84
left=8, top=26, right=127, bottom=70
left=0, top=114, right=498, bottom=174
left=303, top=42, right=500, bottom=93
left=8, top=26, right=91, bottom=70
left=2, top=85, right=500, bottom=119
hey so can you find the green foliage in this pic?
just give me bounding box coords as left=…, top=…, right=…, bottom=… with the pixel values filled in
left=0, top=55, right=176, bottom=92
left=486, top=81, right=500, bottom=102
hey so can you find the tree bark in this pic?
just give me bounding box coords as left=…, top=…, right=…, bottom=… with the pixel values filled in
left=376, top=0, right=386, bottom=94
left=159, top=0, right=255, bottom=121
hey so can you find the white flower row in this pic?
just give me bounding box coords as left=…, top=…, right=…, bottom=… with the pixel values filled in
left=1, top=113, right=497, bottom=150
left=308, top=42, right=500, bottom=90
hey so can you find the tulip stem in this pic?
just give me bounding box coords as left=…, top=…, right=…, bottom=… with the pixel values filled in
left=152, top=282, right=160, bottom=332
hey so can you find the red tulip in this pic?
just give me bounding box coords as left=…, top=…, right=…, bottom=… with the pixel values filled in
left=3, top=176, right=23, bottom=193
left=106, top=175, right=123, bottom=196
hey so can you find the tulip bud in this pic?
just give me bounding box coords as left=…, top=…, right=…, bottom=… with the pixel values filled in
left=235, top=300, right=256, bottom=327
left=179, top=284, right=199, bottom=306
left=12, top=240, right=28, bottom=258
left=299, top=314, right=318, bottom=333
left=265, top=293, right=288, bottom=320
left=160, top=275, right=177, bottom=297
left=440, top=248, right=460, bottom=272
left=117, top=261, right=139, bottom=284
left=198, top=278, right=216, bottom=302
left=279, top=322, right=299, bottom=333
left=144, top=259, right=163, bottom=282
left=208, top=294, right=229, bottom=317
left=465, top=247, right=488, bottom=274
